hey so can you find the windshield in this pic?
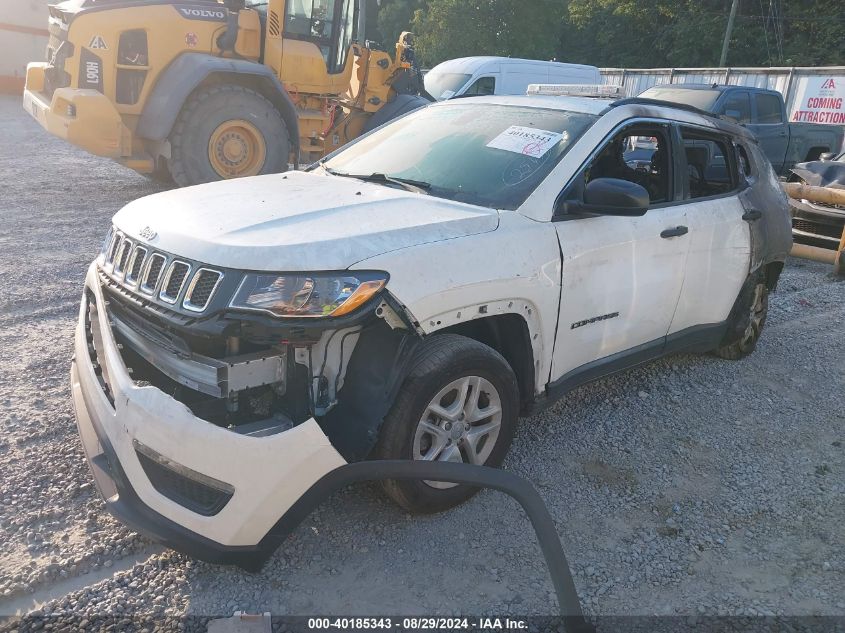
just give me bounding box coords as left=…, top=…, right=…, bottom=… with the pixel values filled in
left=321, top=103, right=598, bottom=210
left=640, top=87, right=722, bottom=110
left=424, top=73, right=472, bottom=100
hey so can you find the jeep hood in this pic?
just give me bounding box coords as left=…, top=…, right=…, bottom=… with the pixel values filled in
left=113, top=171, right=499, bottom=271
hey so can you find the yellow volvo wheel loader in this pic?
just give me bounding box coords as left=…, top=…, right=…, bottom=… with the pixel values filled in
left=23, top=0, right=431, bottom=186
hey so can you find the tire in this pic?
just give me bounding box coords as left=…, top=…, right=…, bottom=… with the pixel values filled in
left=169, top=84, right=290, bottom=187
left=713, top=270, right=769, bottom=360
left=374, top=334, right=519, bottom=514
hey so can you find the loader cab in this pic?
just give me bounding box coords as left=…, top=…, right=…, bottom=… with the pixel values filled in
left=268, top=0, right=357, bottom=93
left=283, top=0, right=356, bottom=73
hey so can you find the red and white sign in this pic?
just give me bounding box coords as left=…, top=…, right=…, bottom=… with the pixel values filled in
left=790, top=76, right=845, bottom=125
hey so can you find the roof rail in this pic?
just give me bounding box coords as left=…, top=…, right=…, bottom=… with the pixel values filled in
left=611, top=96, right=745, bottom=127
left=609, top=97, right=718, bottom=118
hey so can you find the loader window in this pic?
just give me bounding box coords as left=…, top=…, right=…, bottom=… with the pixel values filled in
left=284, top=0, right=355, bottom=74
left=333, top=0, right=355, bottom=73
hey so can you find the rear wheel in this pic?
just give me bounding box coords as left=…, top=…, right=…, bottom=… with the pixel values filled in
left=713, top=271, right=769, bottom=360
left=374, top=334, right=519, bottom=514
left=169, top=84, right=290, bottom=187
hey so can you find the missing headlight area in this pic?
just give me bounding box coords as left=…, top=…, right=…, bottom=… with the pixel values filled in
left=100, top=268, right=416, bottom=452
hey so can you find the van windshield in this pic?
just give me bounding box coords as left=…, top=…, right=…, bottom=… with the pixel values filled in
left=320, top=103, right=598, bottom=210
left=424, top=73, right=472, bottom=100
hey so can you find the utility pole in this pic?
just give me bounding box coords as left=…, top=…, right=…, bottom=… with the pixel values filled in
left=720, top=0, right=739, bottom=66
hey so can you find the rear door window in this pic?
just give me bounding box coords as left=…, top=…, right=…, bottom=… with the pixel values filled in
left=681, top=129, right=738, bottom=199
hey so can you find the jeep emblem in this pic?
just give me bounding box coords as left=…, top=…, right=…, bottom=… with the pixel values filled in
left=139, top=226, right=157, bottom=241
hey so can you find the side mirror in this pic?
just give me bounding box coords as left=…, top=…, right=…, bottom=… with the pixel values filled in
left=819, top=152, right=835, bottom=162
left=582, top=178, right=649, bottom=216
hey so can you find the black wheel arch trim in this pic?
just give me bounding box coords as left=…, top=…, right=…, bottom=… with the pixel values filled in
left=136, top=53, right=300, bottom=161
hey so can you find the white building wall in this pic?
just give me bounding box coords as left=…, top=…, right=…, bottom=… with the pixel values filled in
left=0, top=0, right=50, bottom=92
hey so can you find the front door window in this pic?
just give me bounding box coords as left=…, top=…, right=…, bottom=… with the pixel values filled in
left=464, top=76, right=496, bottom=96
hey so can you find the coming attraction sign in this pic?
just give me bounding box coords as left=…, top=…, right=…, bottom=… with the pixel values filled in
left=790, top=76, right=845, bottom=125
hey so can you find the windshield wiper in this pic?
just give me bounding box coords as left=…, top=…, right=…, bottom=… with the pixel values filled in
left=323, top=167, right=431, bottom=194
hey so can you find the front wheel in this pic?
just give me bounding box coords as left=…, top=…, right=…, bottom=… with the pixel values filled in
left=169, top=84, right=290, bottom=187
left=713, top=271, right=769, bottom=360
left=374, top=334, right=519, bottom=514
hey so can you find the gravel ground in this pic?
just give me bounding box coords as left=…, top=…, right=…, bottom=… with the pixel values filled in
left=0, top=94, right=843, bottom=628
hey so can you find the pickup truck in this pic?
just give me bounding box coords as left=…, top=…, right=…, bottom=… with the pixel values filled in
left=71, top=92, right=791, bottom=568
left=639, top=84, right=844, bottom=175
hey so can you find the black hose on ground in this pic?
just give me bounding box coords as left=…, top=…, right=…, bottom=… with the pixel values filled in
left=261, top=460, right=594, bottom=633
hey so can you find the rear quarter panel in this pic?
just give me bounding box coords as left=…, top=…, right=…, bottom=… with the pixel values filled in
left=741, top=142, right=793, bottom=270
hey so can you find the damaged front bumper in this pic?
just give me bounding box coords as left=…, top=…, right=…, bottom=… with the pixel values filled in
left=71, top=264, right=347, bottom=570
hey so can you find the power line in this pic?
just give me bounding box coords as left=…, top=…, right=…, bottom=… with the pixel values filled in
left=698, top=11, right=845, bottom=23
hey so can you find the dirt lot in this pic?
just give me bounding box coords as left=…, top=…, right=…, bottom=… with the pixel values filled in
left=0, top=94, right=843, bottom=627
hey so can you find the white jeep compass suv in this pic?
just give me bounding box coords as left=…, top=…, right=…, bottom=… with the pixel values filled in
left=71, top=92, right=791, bottom=569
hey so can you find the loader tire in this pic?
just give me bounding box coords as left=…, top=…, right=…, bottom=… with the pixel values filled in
left=169, top=84, right=290, bottom=187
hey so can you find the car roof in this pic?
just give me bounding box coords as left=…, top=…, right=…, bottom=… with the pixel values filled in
left=430, top=94, right=755, bottom=140
left=428, top=56, right=599, bottom=75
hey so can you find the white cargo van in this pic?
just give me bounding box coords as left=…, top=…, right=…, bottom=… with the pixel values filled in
left=424, top=56, right=601, bottom=100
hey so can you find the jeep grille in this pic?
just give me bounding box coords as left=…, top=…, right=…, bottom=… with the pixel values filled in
left=183, top=269, right=223, bottom=312
left=160, top=261, right=191, bottom=303
left=102, top=231, right=224, bottom=313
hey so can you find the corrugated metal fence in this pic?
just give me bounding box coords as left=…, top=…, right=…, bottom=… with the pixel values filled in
left=600, top=66, right=845, bottom=120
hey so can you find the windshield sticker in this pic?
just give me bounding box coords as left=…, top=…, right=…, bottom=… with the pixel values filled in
left=487, top=126, right=566, bottom=159
left=502, top=156, right=549, bottom=186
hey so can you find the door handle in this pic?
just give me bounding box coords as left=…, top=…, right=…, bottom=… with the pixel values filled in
left=660, top=226, right=688, bottom=238
left=742, top=209, right=763, bottom=221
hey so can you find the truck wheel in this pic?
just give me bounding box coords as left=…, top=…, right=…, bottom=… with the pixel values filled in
left=169, top=84, right=290, bottom=186
left=374, top=334, right=519, bottom=514
left=713, top=271, right=769, bottom=360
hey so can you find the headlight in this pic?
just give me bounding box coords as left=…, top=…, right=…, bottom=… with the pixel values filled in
left=230, top=272, right=388, bottom=318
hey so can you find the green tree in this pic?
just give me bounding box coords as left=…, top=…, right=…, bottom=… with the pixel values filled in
left=368, top=0, right=844, bottom=69
left=376, top=0, right=421, bottom=47
left=410, top=0, right=565, bottom=67
left=561, top=0, right=845, bottom=68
